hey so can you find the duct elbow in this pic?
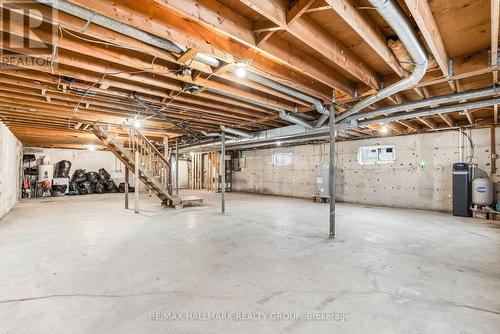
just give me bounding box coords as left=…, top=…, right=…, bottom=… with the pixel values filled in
left=279, top=110, right=314, bottom=129
left=314, top=102, right=329, bottom=115
left=408, top=57, right=429, bottom=86
left=314, top=113, right=329, bottom=128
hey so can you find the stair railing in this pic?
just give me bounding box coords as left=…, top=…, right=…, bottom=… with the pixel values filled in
left=124, top=126, right=173, bottom=197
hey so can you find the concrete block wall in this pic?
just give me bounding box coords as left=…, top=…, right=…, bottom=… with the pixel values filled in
left=233, top=128, right=500, bottom=211
left=0, top=122, right=23, bottom=219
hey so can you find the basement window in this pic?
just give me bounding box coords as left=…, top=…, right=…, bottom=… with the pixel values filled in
left=358, top=145, right=396, bottom=165
left=272, top=152, right=293, bottom=166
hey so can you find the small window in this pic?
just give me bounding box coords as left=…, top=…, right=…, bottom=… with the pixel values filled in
left=272, top=152, right=293, bottom=166
left=358, top=145, right=396, bottom=165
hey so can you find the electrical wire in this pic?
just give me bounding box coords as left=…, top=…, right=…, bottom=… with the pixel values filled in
left=459, top=129, right=475, bottom=164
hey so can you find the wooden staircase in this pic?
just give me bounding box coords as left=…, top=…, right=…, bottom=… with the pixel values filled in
left=92, top=125, right=182, bottom=208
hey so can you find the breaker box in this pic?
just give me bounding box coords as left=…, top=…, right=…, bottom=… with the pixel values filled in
left=315, top=164, right=329, bottom=199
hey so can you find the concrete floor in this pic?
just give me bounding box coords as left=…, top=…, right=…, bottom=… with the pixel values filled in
left=0, top=191, right=499, bottom=333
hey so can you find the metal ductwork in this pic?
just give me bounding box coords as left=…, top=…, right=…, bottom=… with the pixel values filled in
left=37, top=0, right=222, bottom=66
left=335, top=0, right=429, bottom=123
left=201, top=131, right=220, bottom=138
left=181, top=95, right=500, bottom=152
left=220, top=125, right=254, bottom=139
left=39, top=0, right=333, bottom=127
left=242, top=71, right=329, bottom=115
left=315, top=113, right=330, bottom=128
left=359, top=97, right=500, bottom=126
left=208, top=89, right=284, bottom=113
left=279, top=110, right=314, bottom=128
left=342, top=86, right=500, bottom=123
left=210, top=90, right=316, bottom=129
left=201, top=131, right=238, bottom=140
left=39, top=0, right=182, bottom=53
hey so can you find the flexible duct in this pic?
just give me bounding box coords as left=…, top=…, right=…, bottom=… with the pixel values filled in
left=335, top=0, right=429, bottom=123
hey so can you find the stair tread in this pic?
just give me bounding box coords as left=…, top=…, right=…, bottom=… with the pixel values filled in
left=94, top=126, right=181, bottom=207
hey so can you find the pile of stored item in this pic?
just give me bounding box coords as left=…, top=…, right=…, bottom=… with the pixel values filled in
left=22, top=155, right=130, bottom=198
left=69, top=168, right=120, bottom=195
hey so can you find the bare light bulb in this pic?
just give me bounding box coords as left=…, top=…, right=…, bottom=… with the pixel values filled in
left=234, top=62, right=248, bottom=78
left=380, top=125, right=389, bottom=134
left=133, top=120, right=142, bottom=129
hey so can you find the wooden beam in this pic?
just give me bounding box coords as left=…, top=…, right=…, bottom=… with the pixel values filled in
left=238, top=0, right=381, bottom=89
left=396, top=120, right=419, bottom=132
left=0, top=68, right=279, bottom=118
left=287, top=0, right=316, bottom=26
left=455, top=80, right=474, bottom=125
left=2, top=15, right=309, bottom=111
left=255, top=31, right=274, bottom=47
left=416, top=117, right=437, bottom=129
left=177, top=48, right=199, bottom=64
left=439, top=114, right=455, bottom=127
left=327, top=0, right=404, bottom=77
left=99, top=83, right=110, bottom=90
left=492, top=0, right=499, bottom=83
left=68, top=0, right=353, bottom=97
left=253, top=20, right=281, bottom=33
left=404, top=0, right=449, bottom=78
left=305, top=4, right=330, bottom=13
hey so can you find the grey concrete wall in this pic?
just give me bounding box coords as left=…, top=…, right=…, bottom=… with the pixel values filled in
left=0, top=122, right=23, bottom=219
left=233, top=128, right=500, bottom=211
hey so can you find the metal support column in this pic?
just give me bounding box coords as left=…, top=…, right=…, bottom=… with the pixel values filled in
left=175, top=139, right=179, bottom=195
left=134, top=150, right=140, bottom=214
left=221, top=131, right=226, bottom=213
left=329, top=104, right=336, bottom=238
left=125, top=167, right=129, bottom=209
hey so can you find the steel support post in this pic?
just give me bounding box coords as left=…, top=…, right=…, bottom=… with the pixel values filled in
left=176, top=139, right=179, bottom=195
left=125, top=167, right=129, bottom=209
left=134, top=150, right=140, bottom=214
left=221, top=131, right=226, bottom=213
left=329, top=104, right=336, bottom=238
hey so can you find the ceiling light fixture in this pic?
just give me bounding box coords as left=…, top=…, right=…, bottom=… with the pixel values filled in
left=133, top=120, right=142, bottom=129
left=379, top=125, right=389, bottom=134
left=86, top=144, right=96, bottom=151
left=234, top=61, right=248, bottom=78
left=181, top=67, right=192, bottom=77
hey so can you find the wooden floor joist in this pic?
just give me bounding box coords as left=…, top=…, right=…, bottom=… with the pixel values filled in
left=0, top=0, right=495, bottom=148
